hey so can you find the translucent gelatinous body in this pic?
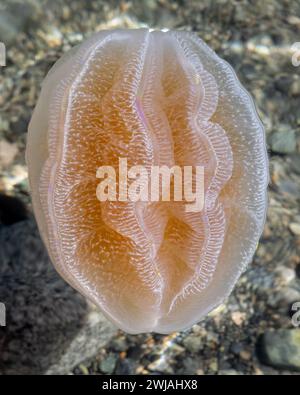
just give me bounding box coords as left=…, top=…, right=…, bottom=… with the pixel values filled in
left=26, top=29, right=268, bottom=334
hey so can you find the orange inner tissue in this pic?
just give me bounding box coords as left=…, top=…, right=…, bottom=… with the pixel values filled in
left=26, top=29, right=268, bottom=334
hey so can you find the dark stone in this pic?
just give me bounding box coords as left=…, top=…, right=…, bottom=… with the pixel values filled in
left=0, top=194, right=28, bottom=225
left=258, top=329, right=300, bottom=371
left=115, top=358, right=136, bottom=375
left=0, top=219, right=116, bottom=374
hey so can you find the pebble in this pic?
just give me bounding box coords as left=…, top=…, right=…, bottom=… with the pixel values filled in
left=0, top=116, right=9, bottom=133
left=148, top=356, right=173, bottom=374
left=277, top=179, right=300, bottom=198
left=38, top=27, right=63, bottom=47
left=78, top=364, right=89, bottom=375
left=0, top=140, right=18, bottom=168
left=240, top=350, right=251, bottom=361
left=182, top=357, right=201, bottom=374
left=0, top=12, right=23, bottom=45
left=183, top=335, right=203, bottom=353
left=269, top=130, right=296, bottom=154
left=208, top=303, right=226, bottom=317
left=0, top=4, right=36, bottom=45
left=289, top=223, right=300, bottom=236
left=289, top=155, right=300, bottom=175
left=268, top=285, right=300, bottom=307
left=260, top=329, right=300, bottom=371
left=275, top=266, right=296, bottom=285
left=274, top=74, right=294, bottom=94
left=208, top=358, right=218, bottom=372
left=115, top=358, right=135, bottom=375
left=170, top=343, right=185, bottom=355
left=111, top=336, right=128, bottom=352
left=247, top=267, right=275, bottom=291
left=290, top=78, right=300, bottom=96
left=296, top=265, right=300, bottom=279
left=231, top=311, right=247, bottom=326
left=2, top=165, right=28, bottom=192
left=231, top=342, right=243, bottom=355
left=218, top=369, right=243, bottom=375
left=11, top=116, right=30, bottom=136
left=100, top=353, right=118, bottom=374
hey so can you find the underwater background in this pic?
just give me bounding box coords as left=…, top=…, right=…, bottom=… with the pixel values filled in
left=0, top=0, right=300, bottom=375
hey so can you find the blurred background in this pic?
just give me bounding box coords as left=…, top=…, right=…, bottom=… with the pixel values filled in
left=0, top=0, right=300, bottom=375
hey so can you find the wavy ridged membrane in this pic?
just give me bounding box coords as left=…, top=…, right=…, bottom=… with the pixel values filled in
left=26, top=29, right=268, bottom=334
